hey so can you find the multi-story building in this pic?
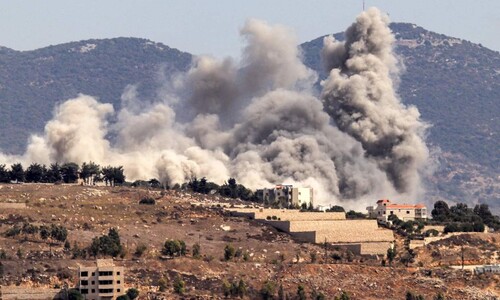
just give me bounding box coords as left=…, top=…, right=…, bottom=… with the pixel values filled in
left=367, top=199, right=427, bottom=223
left=260, top=185, right=313, bottom=208
left=78, top=259, right=125, bottom=300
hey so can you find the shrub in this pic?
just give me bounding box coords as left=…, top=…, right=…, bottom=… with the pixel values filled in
left=158, top=277, right=168, bottom=292
left=192, top=243, right=201, bottom=259
left=135, top=244, right=147, bottom=257
left=224, top=244, right=235, bottom=261
left=139, top=197, right=155, bottom=205
left=260, top=281, right=275, bottom=300
left=173, top=276, right=185, bottom=294
left=126, top=288, right=139, bottom=300
left=6, top=225, right=21, bottom=237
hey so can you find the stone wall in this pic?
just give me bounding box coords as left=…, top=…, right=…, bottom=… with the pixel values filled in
left=227, top=208, right=346, bottom=221
left=0, top=203, right=27, bottom=209
left=1, top=286, right=63, bottom=300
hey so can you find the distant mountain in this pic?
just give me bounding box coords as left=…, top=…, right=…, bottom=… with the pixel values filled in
left=0, top=24, right=498, bottom=211
left=301, top=23, right=500, bottom=212
left=0, top=38, right=192, bottom=153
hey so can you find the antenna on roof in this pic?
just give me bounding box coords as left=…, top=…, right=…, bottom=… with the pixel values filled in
left=363, top=0, right=365, bottom=11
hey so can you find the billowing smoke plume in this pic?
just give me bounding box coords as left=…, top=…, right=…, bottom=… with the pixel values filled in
left=321, top=8, right=429, bottom=196
left=0, top=9, right=430, bottom=209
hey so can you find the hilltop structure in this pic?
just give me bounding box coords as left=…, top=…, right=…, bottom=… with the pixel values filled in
left=367, top=199, right=427, bottom=223
left=77, top=259, right=125, bottom=300
left=259, top=185, right=313, bottom=208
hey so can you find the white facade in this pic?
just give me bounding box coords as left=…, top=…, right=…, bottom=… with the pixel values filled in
left=261, top=185, right=313, bottom=208
left=78, top=259, right=125, bottom=300
left=367, top=199, right=427, bottom=223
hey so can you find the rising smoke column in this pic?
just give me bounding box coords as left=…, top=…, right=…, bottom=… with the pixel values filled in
left=321, top=8, right=429, bottom=196
left=0, top=9, right=430, bottom=209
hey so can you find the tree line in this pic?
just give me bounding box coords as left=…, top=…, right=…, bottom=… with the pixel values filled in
left=431, top=201, right=500, bottom=231
left=0, top=162, right=125, bottom=186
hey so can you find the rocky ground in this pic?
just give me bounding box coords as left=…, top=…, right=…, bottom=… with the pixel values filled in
left=0, top=184, right=498, bottom=299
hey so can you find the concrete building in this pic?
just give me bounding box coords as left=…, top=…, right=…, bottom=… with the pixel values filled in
left=260, top=185, right=313, bottom=208
left=367, top=199, right=427, bottom=223
left=77, top=259, right=125, bottom=300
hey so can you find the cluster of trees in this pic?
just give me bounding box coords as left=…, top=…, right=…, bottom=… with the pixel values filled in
left=6, top=223, right=67, bottom=244
left=431, top=201, right=499, bottom=231
left=185, top=177, right=256, bottom=201
left=162, top=240, right=187, bottom=257
left=0, top=162, right=125, bottom=185
left=89, top=228, right=124, bottom=258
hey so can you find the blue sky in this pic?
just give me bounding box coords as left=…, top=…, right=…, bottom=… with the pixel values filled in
left=0, top=0, right=498, bottom=57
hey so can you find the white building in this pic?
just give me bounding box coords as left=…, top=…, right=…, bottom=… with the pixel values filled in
left=78, top=259, right=125, bottom=300
left=367, top=199, right=427, bottom=223
left=261, top=185, right=313, bottom=208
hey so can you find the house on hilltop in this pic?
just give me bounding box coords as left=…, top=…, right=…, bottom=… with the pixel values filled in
left=367, top=199, right=427, bottom=223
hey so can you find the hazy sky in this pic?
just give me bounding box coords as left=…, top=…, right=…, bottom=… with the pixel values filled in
left=1, top=0, right=498, bottom=58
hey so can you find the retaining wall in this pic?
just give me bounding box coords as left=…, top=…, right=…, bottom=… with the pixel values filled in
left=227, top=208, right=346, bottom=221
left=1, top=286, right=63, bottom=300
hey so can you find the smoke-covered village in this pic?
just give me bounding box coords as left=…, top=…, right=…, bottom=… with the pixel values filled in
left=0, top=3, right=499, bottom=300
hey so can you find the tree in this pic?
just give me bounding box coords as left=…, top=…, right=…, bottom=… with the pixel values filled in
left=102, top=165, right=126, bottom=186
left=329, top=205, right=345, bottom=212
left=68, top=289, right=84, bottom=300
left=387, top=245, right=396, bottom=266
left=431, top=200, right=450, bottom=222
left=9, top=163, right=25, bottom=182
left=89, top=228, right=123, bottom=257
left=0, top=165, right=10, bottom=182
left=39, top=225, right=50, bottom=240
left=25, top=163, right=47, bottom=182
left=45, top=163, right=62, bottom=183
left=61, top=162, right=79, bottom=183
left=126, top=288, right=139, bottom=300
left=80, top=162, right=100, bottom=185
left=50, top=224, right=68, bottom=243
left=162, top=240, right=186, bottom=257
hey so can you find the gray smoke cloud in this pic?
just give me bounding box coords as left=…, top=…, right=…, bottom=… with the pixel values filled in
left=0, top=9, right=430, bottom=210
left=321, top=8, right=429, bottom=197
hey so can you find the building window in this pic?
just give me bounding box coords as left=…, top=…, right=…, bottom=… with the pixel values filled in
left=98, top=280, right=113, bottom=285
left=80, top=289, right=89, bottom=294
left=390, top=211, right=394, bottom=215
left=117, top=280, right=120, bottom=284
left=383, top=211, right=386, bottom=215
left=98, top=271, right=113, bottom=276
left=92, top=281, right=95, bottom=284
left=117, top=289, right=121, bottom=292
left=80, top=271, right=88, bottom=277
left=117, top=271, right=120, bottom=275
left=407, top=211, right=410, bottom=214
left=91, top=272, right=95, bottom=276
left=81, top=280, right=88, bottom=286
left=91, top=289, right=95, bottom=293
